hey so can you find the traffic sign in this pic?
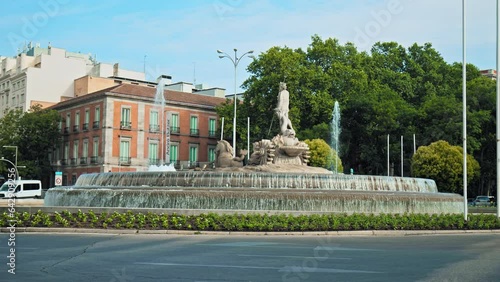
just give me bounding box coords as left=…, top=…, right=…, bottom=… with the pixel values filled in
left=55, top=171, right=62, bottom=186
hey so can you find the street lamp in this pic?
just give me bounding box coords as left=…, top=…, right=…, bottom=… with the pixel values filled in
left=217, top=48, right=255, bottom=156
left=3, top=145, right=17, bottom=167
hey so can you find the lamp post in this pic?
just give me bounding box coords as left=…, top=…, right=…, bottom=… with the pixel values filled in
left=217, top=48, right=254, bottom=156
left=3, top=145, right=17, bottom=167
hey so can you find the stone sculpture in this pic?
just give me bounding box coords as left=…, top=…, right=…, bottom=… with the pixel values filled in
left=215, top=82, right=310, bottom=169
left=214, top=140, right=247, bottom=168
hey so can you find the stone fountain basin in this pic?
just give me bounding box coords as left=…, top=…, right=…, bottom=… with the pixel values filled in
left=44, top=187, right=463, bottom=214
left=43, top=171, right=463, bottom=214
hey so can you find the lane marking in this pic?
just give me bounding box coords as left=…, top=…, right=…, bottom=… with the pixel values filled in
left=134, top=262, right=383, bottom=274
left=238, top=254, right=352, bottom=260
left=314, top=246, right=382, bottom=252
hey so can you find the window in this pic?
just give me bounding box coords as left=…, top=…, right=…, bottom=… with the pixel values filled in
left=189, top=145, right=198, bottom=167
left=93, top=107, right=100, bottom=129
left=171, top=113, right=179, bottom=134
left=72, top=140, right=79, bottom=165
left=208, top=146, right=216, bottom=163
left=81, top=140, right=88, bottom=164
left=149, top=142, right=159, bottom=165
left=120, top=139, right=131, bottom=165
left=170, top=144, right=178, bottom=164
left=121, top=107, right=131, bottom=130
left=209, top=118, right=216, bottom=137
left=74, top=112, right=80, bottom=132
left=23, top=184, right=40, bottom=191
left=190, top=116, right=199, bottom=136
left=63, top=142, right=69, bottom=165
left=65, top=113, right=70, bottom=133
left=91, top=138, right=99, bottom=164
left=150, top=110, right=159, bottom=133
left=83, top=109, right=90, bottom=131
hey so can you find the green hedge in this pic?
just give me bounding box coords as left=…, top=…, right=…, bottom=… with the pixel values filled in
left=1, top=210, right=499, bottom=231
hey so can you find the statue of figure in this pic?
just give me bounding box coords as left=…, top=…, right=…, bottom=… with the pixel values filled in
left=275, top=82, right=294, bottom=135
left=214, top=140, right=247, bottom=168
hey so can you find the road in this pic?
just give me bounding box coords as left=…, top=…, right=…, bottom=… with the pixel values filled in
left=0, top=233, right=499, bottom=281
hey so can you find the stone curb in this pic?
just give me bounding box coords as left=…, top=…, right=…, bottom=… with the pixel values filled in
left=1, top=227, right=500, bottom=236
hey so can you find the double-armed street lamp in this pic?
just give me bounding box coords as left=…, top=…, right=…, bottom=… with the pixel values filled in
left=217, top=49, right=255, bottom=156
left=3, top=145, right=17, bottom=167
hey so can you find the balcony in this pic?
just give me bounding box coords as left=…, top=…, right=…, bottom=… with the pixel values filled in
left=119, top=156, right=131, bottom=165
left=120, top=121, right=132, bottom=130
left=92, top=121, right=100, bottom=129
left=82, top=123, right=89, bottom=131
left=208, top=130, right=217, bottom=138
left=149, top=124, right=160, bottom=133
left=73, top=125, right=79, bottom=133
left=90, top=156, right=99, bottom=164
left=80, top=157, right=88, bottom=165
left=61, top=159, right=68, bottom=165
left=63, top=127, right=69, bottom=134
left=190, top=129, right=199, bottom=136
left=70, top=158, right=77, bottom=165
left=170, top=126, right=180, bottom=135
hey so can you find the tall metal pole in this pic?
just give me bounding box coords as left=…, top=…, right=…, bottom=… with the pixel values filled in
left=387, top=134, right=390, bottom=176
left=401, top=135, right=403, bottom=177
left=247, top=117, right=250, bottom=161
left=217, top=49, right=254, bottom=157
left=233, top=49, right=237, bottom=157
left=463, top=0, right=468, bottom=220
left=496, top=0, right=500, bottom=218
left=413, top=134, right=416, bottom=155
left=220, top=117, right=224, bottom=140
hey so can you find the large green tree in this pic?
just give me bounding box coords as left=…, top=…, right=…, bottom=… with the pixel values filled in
left=217, top=35, right=496, bottom=195
left=412, top=140, right=480, bottom=194
left=0, top=105, right=61, bottom=185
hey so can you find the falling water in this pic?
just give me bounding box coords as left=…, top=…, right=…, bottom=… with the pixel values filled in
left=155, top=77, right=167, bottom=164
left=44, top=171, right=464, bottom=214
left=330, top=101, right=341, bottom=173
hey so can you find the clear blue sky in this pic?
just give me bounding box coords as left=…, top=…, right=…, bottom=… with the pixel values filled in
left=0, top=0, right=496, bottom=93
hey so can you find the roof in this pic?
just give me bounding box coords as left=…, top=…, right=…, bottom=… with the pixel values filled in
left=50, top=83, right=229, bottom=110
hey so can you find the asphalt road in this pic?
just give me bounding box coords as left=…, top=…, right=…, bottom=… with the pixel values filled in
left=0, top=233, right=499, bottom=282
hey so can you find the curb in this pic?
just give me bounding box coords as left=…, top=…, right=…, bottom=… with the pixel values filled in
left=2, top=227, right=500, bottom=236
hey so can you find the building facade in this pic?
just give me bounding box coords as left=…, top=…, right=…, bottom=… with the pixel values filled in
left=0, top=43, right=144, bottom=117
left=50, top=83, right=225, bottom=186
left=480, top=69, right=497, bottom=80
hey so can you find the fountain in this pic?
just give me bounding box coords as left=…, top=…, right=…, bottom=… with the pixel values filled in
left=44, top=83, right=463, bottom=214
left=330, top=101, right=341, bottom=173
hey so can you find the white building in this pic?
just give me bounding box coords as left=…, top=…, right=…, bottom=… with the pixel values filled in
left=0, top=43, right=145, bottom=117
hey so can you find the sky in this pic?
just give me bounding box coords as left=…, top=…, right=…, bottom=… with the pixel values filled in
left=0, top=0, right=497, bottom=93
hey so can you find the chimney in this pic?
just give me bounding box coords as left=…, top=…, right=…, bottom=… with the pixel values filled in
left=156, top=74, right=172, bottom=85
left=113, top=63, right=119, bottom=77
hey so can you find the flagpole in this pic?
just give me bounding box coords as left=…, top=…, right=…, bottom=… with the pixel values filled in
left=462, top=0, right=468, bottom=221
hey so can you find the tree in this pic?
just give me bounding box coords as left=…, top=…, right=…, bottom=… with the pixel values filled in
left=0, top=105, right=61, bottom=183
left=412, top=140, right=480, bottom=194
left=304, top=139, right=343, bottom=173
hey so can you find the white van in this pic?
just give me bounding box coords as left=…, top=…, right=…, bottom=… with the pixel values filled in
left=0, top=180, right=42, bottom=199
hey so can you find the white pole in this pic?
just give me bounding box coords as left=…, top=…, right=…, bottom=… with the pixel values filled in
left=413, top=134, right=416, bottom=155
left=496, top=0, right=500, bottom=218
left=247, top=117, right=250, bottom=161
left=387, top=134, right=390, bottom=176
left=463, top=0, right=468, bottom=220
left=401, top=135, right=403, bottom=177
left=233, top=53, right=237, bottom=157
left=221, top=117, right=224, bottom=140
